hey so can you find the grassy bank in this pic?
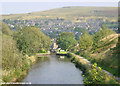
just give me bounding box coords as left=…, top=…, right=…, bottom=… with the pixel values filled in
left=56, top=51, right=68, bottom=55
left=2, top=52, right=49, bottom=84
left=2, top=55, right=34, bottom=83
left=67, top=53, right=119, bottom=85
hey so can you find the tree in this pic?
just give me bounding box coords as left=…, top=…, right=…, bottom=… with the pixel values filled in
left=2, top=22, right=12, bottom=36
left=74, top=27, right=85, bottom=32
left=56, top=32, right=77, bottom=50
left=2, top=34, right=23, bottom=70
left=1, top=24, right=27, bottom=82
left=13, top=26, right=51, bottom=55
left=79, top=32, right=93, bottom=50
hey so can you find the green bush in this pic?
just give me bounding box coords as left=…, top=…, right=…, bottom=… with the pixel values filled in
left=22, top=57, right=30, bottom=71
left=83, top=63, right=106, bottom=84
left=14, top=69, right=22, bottom=78
left=83, top=63, right=118, bottom=84
left=2, top=74, right=13, bottom=82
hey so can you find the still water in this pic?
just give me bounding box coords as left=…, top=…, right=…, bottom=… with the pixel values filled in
left=23, top=54, right=83, bottom=84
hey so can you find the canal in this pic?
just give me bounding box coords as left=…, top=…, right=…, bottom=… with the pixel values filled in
left=23, top=54, right=83, bottom=84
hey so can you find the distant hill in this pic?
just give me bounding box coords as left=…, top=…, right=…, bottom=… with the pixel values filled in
left=2, top=6, right=118, bottom=20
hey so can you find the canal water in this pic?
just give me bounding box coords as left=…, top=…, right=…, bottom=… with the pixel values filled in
left=23, top=54, right=83, bottom=84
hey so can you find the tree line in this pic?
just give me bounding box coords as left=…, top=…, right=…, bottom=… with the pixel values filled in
left=1, top=22, right=51, bottom=82
left=56, top=25, right=116, bottom=51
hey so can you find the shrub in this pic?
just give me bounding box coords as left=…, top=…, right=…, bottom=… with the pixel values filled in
left=83, top=63, right=119, bottom=84
left=83, top=63, right=106, bottom=84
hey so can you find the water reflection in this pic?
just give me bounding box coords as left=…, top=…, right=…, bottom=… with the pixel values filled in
left=23, top=54, right=83, bottom=84
left=57, top=55, right=70, bottom=62
left=36, top=56, right=50, bottom=63
left=59, top=56, right=64, bottom=59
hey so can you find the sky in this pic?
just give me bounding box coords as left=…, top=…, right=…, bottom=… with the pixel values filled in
left=0, top=0, right=119, bottom=2
left=0, top=0, right=119, bottom=15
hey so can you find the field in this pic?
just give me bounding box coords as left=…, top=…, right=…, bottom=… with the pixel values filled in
left=2, top=6, right=118, bottom=21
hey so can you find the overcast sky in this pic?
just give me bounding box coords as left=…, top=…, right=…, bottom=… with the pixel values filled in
left=0, top=0, right=119, bottom=15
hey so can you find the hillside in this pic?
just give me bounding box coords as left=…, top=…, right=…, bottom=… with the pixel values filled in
left=74, top=33, right=119, bottom=77
left=2, top=6, right=118, bottom=21
left=91, top=34, right=120, bottom=77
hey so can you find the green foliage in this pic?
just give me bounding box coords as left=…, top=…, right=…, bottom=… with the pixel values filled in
left=2, top=74, right=13, bottom=82
left=79, top=51, right=91, bottom=60
left=68, top=53, right=119, bottom=84
left=2, top=24, right=31, bottom=82
left=56, top=32, right=77, bottom=50
left=74, top=27, right=85, bottom=32
left=2, top=22, right=12, bottom=36
left=21, top=56, right=30, bottom=71
left=2, top=34, right=23, bottom=70
left=75, top=34, right=79, bottom=40
left=85, top=26, right=119, bottom=77
left=2, top=34, right=25, bottom=82
left=93, top=25, right=116, bottom=49
left=13, top=26, right=51, bottom=55
left=79, top=32, right=93, bottom=50
left=83, top=63, right=119, bottom=84
left=2, top=23, right=51, bottom=82
left=83, top=63, right=106, bottom=84
left=93, top=46, right=119, bottom=77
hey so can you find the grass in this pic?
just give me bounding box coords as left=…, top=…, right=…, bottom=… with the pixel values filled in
left=2, top=6, right=117, bottom=20
left=56, top=51, right=68, bottom=54
left=93, top=38, right=117, bottom=53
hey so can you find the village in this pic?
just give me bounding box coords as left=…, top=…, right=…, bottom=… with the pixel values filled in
left=3, top=17, right=118, bottom=39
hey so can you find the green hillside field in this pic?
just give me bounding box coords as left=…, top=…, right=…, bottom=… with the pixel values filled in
left=2, top=6, right=118, bottom=21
